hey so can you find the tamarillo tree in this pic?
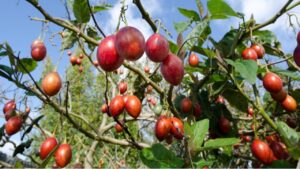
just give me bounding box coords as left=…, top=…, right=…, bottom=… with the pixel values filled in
left=0, top=0, right=300, bottom=168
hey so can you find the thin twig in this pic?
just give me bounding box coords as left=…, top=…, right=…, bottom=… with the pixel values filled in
left=87, top=0, right=106, bottom=37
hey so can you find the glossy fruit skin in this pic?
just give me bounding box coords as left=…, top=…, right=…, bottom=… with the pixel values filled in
left=293, top=45, right=300, bottom=67
left=115, top=26, right=145, bottom=61
left=160, top=53, right=184, bottom=85
left=31, top=40, right=46, bottom=61
left=170, top=117, right=184, bottom=140
left=242, top=48, right=258, bottom=61
left=269, top=141, right=289, bottom=160
left=25, top=107, right=31, bottom=115
left=155, top=116, right=171, bottom=141
left=93, top=60, right=99, bottom=67
left=242, top=135, right=251, bottom=142
left=40, top=137, right=58, bottom=160
left=193, top=103, right=201, bottom=119
left=263, top=72, right=283, bottom=93
left=78, top=66, right=83, bottom=73
left=297, top=31, right=300, bottom=44
left=215, top=95, right=225, bottom=104
left=101, top=104, right=108, bottom=113
left=5, top=116, right=22, bottom=136
left=281, top=95, right=297, bottom=112
left=76, top=58, right=82, bottom=65
left=271, top=89, right=287, bottom=102
left=118, top=82, right=127, bottom=94
left=42, top=72, right=62, bottom=96
left=3, top=100, right=16, bottom=121
left=265, top=134, right=279, bottom=143
left=188, top=53, right=199, bottom=67
left=115, top=122, right=124, bottom=133
left=109, top=95, right=125, bottom=117
left=145, top=33, right=169, bottom=62
left=180, top=98, right=192, bottom=114
left=248, top=107, right=253, bottom=117
left=54, top=143, right=72, bottom=168
left=97, top=35, right=124, bottom=72
left=251, top=139, right=277, bottom=164
left=125, top=95, right=141, bottom=118
left=70, top=56, right=77, bottom=65
left=251, top=44, right=265, bottom=59
left=219, top=116, right=231, bottom=134
left=165, top=134, right=173, bottom=144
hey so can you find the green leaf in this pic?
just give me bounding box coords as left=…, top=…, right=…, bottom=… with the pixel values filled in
left=140, top=144, right=184, bottom=168
left=0, top=64, right=14, bottom=75
left=217, top=29, right=240, bottom=57
left=288, top=147, right=300, bottom=160
left=87, top=26, right=100, bottom=51
left=185, top=20, right=211, bottom=49
left=92, top=4, right=112, bottom=13
left=203, top=138, right=240, bottom=150
left=207, top=0, right=238, bottom=19
left=168, top=40, right=179, bottom=54
left=195, top=160, right=215, bottom=168
left=14, top=160, right=24, bottom=169
left=226, top=59, right=258, bottom=84
left=0, top=51, right=8, bottom=57
left=5, top=42, right=16, bottom=66
left=173, top=21, right=191, bottom=33
left=270, top=67, right=300, bottom=80
left=185, top=119, right=209, bottom=151
left=73, top=0, right=90, bottom=23
left=276, top=121, right=299, bottom=148
left=21, top=115, right=44, bottom=140
left=61, top=29, right=77, bottom=50
left=264, top=160, right=295, bottom=168
left=252, top=30, right=279, bottom=45
left=178, top=8, right=201, bottom=21
left=13, top=139, right=33, bottom=157
left=17, top=58, right=37, bottom=74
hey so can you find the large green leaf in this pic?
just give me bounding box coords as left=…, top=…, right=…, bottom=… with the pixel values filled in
left=73, top=0, right=90, bottom=23
left=226, top=59, right=258, bottom=84
left=276, top=121, right=299, bottom=148
left=140, top=144, right=184, bottom=168
left=195, top=160, right=215, bottom=168
left=203, top=138, right=240, bottom=150
left=17, top=58, right=37, bottom=74
left=271, top=67, right=300, bottom=81
left=13, top=139, right=33, bottom=157
left=168, top=40, right=179, bottom=54
left=5, top=42, right=15, bottom=66
left=184, top=119, right=209, bottom=151
left=61, top=29, right=77, bottom=50
left=178, top=8, right=201, bottom=21
left=185, top=20, right=211, bottom=49
left=207, top=0, right=238, bottom=19
left=173, top=21, right=191, bottom=33
left=252, top=30, right=279, bottom=45
left=222, top=85, right=248, bottom=112
left=0, top=64, right=14, bottom=75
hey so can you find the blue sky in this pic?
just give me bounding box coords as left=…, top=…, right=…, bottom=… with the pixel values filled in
left=0, top=0, right=300, bottom=158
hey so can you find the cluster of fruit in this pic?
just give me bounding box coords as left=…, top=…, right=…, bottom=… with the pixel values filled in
left=155, top=116, right=184, bottom=144
left=180, top=97, right=201, bottom=119
left=2, top=100, right=30, bottom=136
left=242, top=44, right=265, bottom=60
left=97, top=26, right=184, bottom=85
left=30, top=39, right=63, bottom=97
left=40, top=137, right=72, bottom=168
left=251, top=136, right=289, bottom=165
left=68, top=52, right=86, bottom=73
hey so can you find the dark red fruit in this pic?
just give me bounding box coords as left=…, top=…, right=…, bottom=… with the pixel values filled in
left=42, top=72, right=62, bottom=96
left=145, top=33, right=169, bottom=62
left=97, top=35, right=124, bottom=72
left=251, top=44, right=265, bottom=59
left=146, top=85, right=153, bottom=94
left=271, top=89, right=287, bottom=102
left=242, top=135, right=251, bottom=142
left=93, top=60, right=99, bottom=67
left=248, top=107, right=253, bottom=117
left=115, top=121, right=124, bottom=133
left=263, top=72, right=283, bottom=93
left=202, top=166, right=209, bottom=169
left=242, top=48, right=257, bottom=61
left=180, top=98, right=192, bottom=114
left=78, top=66, right=83, bottom=73
left=155, top=116, right=171, bottom=141
left=269, top=141, right=289, bottom=160
left=193, top=103, right=201, bottom=119
left=219, top=116, right=231, bottom=134
left=3, top=100, right=16, bottom=121
left=67, top=51, right=72, bottom=56
left=31, top=40, right=47, bottom=61
left=144, top=66, right=150, bottom=74
left=188, top=53, right=199, bottom=67
left=54, top=143, right=72, bottom=168
left=215, top=95, right=225, bottom=104
left=5, top=116, right=22, bottom=136
left=297, top=31, right=300, bottom=44
left=286, top=116, right=297, bottom=128
left=165, top=134, right=173, bottom=144
left=115, top=26, right=145, bottom=61
left=40, top=137, right=58, bottom=160
left=160, top=53, right=184, bottom=85
left=170, top=117, right=184, bottom=140
left=70, top=56, right=77, bottom=66
left=251, top=139, right=277, bottom=164
left=118, top=82, right=127, bottom=94
left=281, top=95, right=297, bottom=112
left=76, top=58, right=82, bottom=65
left=125, top=95, right=141, bottom=118
left=109, top=95, right=125, bottom=117
left=101, top=104, right=108, bottom=113
left=265, top=134, right=279, bottom=143
left=293, top=45, right=300, bottom=67
left=79, top=53, right=84, bottom=59
left=25, top=107, right=31, bottom=115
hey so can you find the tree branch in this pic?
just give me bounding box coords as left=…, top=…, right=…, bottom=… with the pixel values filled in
left=132, top=0, right=157, bottom=32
